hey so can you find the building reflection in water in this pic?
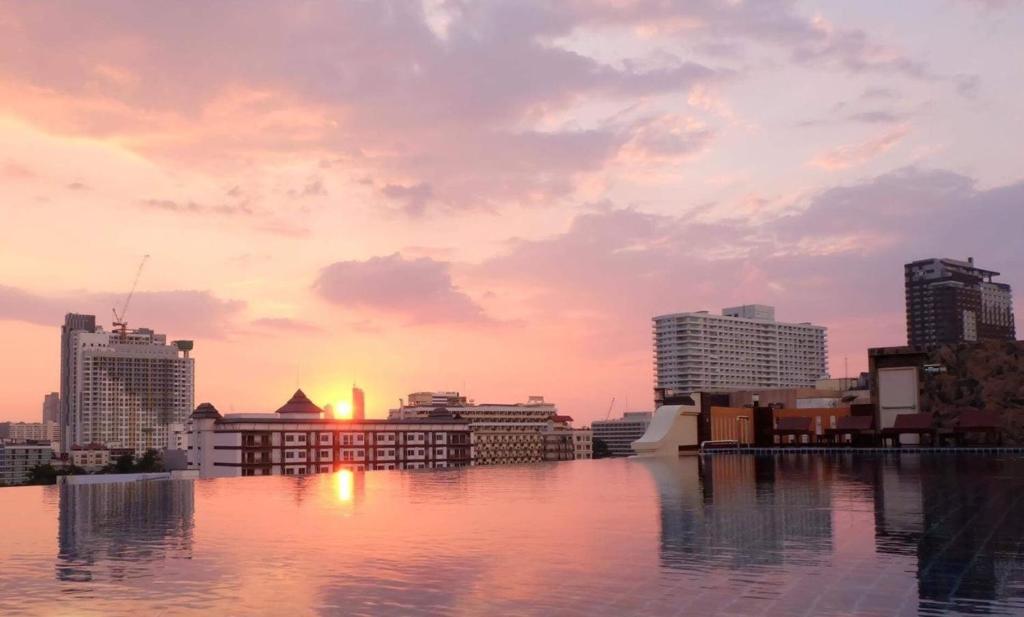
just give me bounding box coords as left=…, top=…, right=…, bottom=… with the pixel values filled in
left=642, top=453, right=1024, bottom=614
left=57, top=480, right=195, bottom=582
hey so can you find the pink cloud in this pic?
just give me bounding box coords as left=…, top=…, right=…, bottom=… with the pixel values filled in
left=809, top=126, right=909, bottom=170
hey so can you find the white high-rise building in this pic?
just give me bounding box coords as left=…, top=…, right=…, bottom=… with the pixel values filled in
left=60, top=314, right=194, bottom=455
left=654, top=305, right=827, bottom=394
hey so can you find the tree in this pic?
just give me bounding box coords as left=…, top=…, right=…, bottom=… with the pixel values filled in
left=113, top=452, right=136, bottom=473
left=593, top=437, right=611, bottom=459
left=136, top=449, right=163, bottom=472
left=26, top=464, right=59, bottom=485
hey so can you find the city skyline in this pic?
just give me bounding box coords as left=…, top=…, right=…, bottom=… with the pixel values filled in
left=2, top=1, right=1024, bottom=424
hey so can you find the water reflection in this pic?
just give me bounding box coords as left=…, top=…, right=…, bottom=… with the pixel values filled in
left=643, top=454, right=1024, bottom=615
left=57, top=480, right=194, bottom=583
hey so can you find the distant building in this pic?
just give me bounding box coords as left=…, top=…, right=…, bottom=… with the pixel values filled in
left=352, top=385, right=366, bottom=421
left=42, top=392, right=60, bottom=424
left=0, top=421, right=60, bottom=445
left=572, top=428, right=593, bottom=460
left=389, top=393, right=575, bottom=465
left=68, top=445, right=111, bottom=472
left=592, top=412, right=653, bottom=457
left=188, top=389, right=472, bottom=477
left=905, top=257, right=1015, bottom=347
left=654, top=305, right=828, bottom=395
left=59, top=314, right=195, bottom=455
left=0, top=443, right=54, bottom=485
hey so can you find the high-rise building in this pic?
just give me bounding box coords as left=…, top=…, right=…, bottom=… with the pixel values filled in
left=60, top=314, right=195, bottom=454
left=352, top=385, right=366, bottom=421
left=653, top=305, right=828, bottom=394
left=0, top=421, right=60, bottom=444
left=60, top=313, right=96, bottom=450
left=42, top=392, right=60, bottom=424
left=905, top=257, right=1015, bottom=347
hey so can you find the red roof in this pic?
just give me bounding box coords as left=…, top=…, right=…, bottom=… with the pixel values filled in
left=275, top=389, right=324, bottom=415
left=553, top=415, right=574, bottom=423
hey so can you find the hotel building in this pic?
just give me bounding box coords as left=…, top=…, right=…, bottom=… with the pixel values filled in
left=573, top=428, right=593, bottom=460
left=188, top=390, right=471, bottom=478
left=389, top=393, right=576, bottom=465
left=0, top=421, right=61, bottom=445
left=592, top=412, right=653, bottom=457
left=653, top=304, right=828, bottom=394
left=60, top=314, right=194, bottom=455
left=905, top=257, right=1015, bottom=346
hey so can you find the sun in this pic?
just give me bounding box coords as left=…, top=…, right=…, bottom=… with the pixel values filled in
left=334, top=400, right=353, bottom=419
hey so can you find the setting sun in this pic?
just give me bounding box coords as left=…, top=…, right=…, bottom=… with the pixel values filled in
left=334, top=400, right=353, bottom=420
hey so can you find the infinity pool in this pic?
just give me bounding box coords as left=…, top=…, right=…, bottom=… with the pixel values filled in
left=2, top=454, right=1023, bottom=616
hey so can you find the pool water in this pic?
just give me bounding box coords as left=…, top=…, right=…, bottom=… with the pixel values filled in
left=1, top=454, right=1023, bottom=616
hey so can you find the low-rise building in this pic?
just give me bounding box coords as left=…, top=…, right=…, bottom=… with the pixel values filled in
left=572, top=428, right=593, bottom=459
left=188, top=390, right=472, bottom=478
left=69, top=445, right=111, bottom=472
left=592, top=412, right=653, bottom=457
left=390, top=393, right=576, bottom=465
left=0, top=421, right=60, bottom=446
left=0, top=443, right=55, bottom=485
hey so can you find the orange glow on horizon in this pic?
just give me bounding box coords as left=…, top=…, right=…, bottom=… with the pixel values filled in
left=334, top=400, right=353, bottom=419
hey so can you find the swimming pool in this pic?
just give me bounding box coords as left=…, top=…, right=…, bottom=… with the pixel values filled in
left=1, top=454, right=1022, bottom=615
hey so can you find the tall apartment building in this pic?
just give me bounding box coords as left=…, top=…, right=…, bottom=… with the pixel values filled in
left=352, top=385, right=366, bottom=421
left=60, top=314, right=194, bottom=455
left=389, top=393, right=576, bottom=465
left=42, top=392, right=60, bottom=424
left=592, top=412, right=652, bottom=457
left=905, top=257, right=1015, bottom=347
left=188, top=389, right=471, bottom=477
left=653, top=304, right=828, bottom=394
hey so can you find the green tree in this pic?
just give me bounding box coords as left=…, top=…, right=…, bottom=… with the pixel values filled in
left=135, top=449, right=163, bottom=472
left=26, top=464, right=59, bottom=485
left=593, top=437, right=611, bottom=459
left=113, top=452, right=136, bottom=473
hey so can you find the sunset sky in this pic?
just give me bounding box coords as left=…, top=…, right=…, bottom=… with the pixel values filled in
left=1, top=0, right=1022, bottom=423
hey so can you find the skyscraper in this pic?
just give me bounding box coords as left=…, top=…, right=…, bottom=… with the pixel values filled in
left=42, top=392, right=60, bottom=424
left=352, top=385, right=365, bottom=421
left=905, top=257, right=1015, bottom=347
left=60, top=314, right=195, bottom=454
left=653, top=305, right=828, bottom=394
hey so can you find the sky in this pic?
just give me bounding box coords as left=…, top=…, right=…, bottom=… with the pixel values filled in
left=1, top=0, right=1022, bottom=423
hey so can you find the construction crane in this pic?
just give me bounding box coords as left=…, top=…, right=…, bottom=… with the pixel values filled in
left=112, top=254, right=150, bottom=335
left=605, top=397, right=616, bottom=420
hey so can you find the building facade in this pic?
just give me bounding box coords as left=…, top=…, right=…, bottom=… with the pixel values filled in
left=0, top=443, right=54, bottom=486
left=68, top=446, right=112, bottom=472
left=592, top=412, right=653, bottom=457
left=654, top=304, right=828, bottom=394
left=573, top=428, right=593, bottom=459
left=188, top=390, right=472, bottom=478
left=0, top=421, right=60, bottom=444
left=60, top=314, right=195, bottom=455
left=42, top=392, right=60, bottom=424
left=905, top=257, right=1015, bottom=347
left=389, top=393, right=576, bottom=465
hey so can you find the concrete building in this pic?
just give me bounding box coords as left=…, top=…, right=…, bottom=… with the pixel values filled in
left=188, top=389, right=472, bottom=477
left=654, top=305, right=828, bottom=394
left=0, top=443, right=55, bottom=485
left=592, top=412, right=653, bottom=457
left=352, top=385, right=366, bottom=421
left=68, top=445, right=111, bottom=472
left=905, top=257, right=1015, bottom=347
left=389, top=393, right=575, bottom=465
left=0, top=421, right=60, bottom=445
left=59, top=314, right=195, bottom=455
left=572, top=428, right=593, bottom=459
left=42, top=392, right=60, bottom=424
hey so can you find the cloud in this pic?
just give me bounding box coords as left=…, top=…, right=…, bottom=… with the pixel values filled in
left=477, top=167, right=1024, bottom=364
left=139, top=198, right=254, bottom=216
left=250, top=317, right=322, bottom=333
left=380, top=182, right=434, bottom=217
left=314, top=254, right=489, bottom=324
left=2, top=161, right=35, bottom=179
left=809, top=126, right=909, bottom=170
left=0, top=286, right=245, bottom=338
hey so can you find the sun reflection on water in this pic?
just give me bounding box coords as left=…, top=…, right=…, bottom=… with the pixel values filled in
left=336, top=469, right=354, bottom=503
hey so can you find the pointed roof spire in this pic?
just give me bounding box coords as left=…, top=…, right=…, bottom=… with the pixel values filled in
left=275, top=389, right=324, bottom=415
